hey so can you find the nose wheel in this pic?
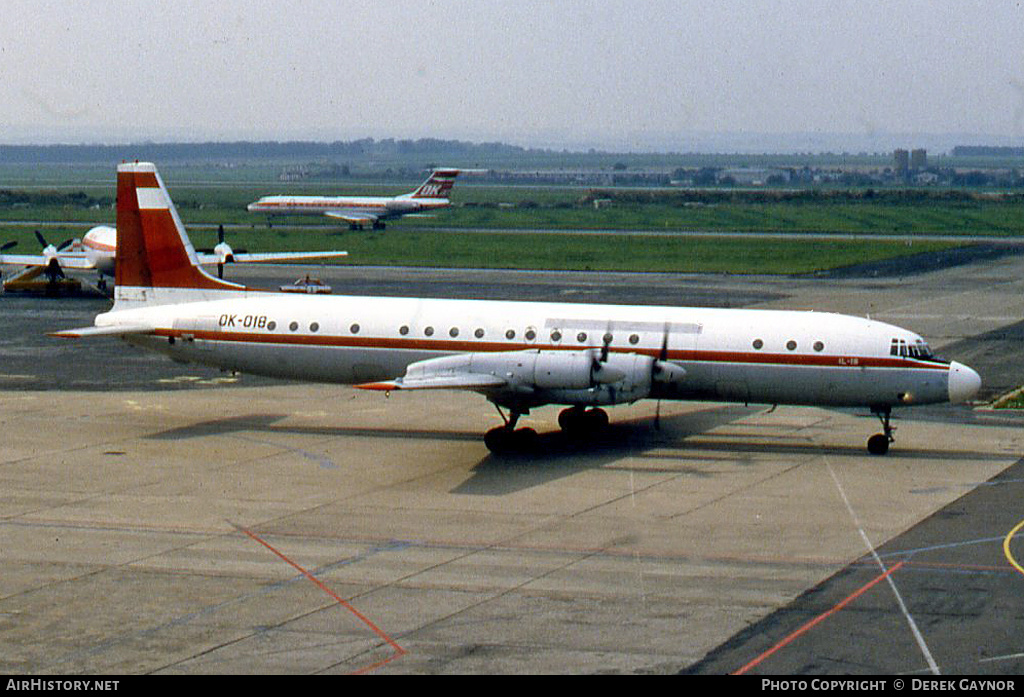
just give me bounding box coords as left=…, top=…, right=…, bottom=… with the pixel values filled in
left=867, top=407, right=895, bottom=455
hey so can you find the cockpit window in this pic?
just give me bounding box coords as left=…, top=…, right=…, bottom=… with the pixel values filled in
left=890, top=338, right=934, bottom=359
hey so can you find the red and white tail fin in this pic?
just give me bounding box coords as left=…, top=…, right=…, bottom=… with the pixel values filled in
left=115, top=162, right=245, bottom=306
left=407, top=168, right=460, bottom=199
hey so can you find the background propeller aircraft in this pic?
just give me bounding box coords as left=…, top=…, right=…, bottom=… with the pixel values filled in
left=55, top=163, right=981, bottom=456
left=1, top=224, right=347, bottom=293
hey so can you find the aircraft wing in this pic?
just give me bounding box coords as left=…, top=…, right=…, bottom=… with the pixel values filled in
left=323, top=211, right=378, bottom=223
left=357, top=374, right=508, bottom=392
left=195, top=251, right=348, bottom=265
left=49, top=323, right=155, bottom=339
left=0, top=254, right=95, bottom=270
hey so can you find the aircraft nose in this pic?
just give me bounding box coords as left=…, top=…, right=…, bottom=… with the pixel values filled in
left=948, top=361, right=981, bottom=404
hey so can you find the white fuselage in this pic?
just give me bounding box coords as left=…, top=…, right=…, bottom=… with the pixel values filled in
left=246, top=195, right=449, bottom=219
left=81, top=226, right=116, bottom=276
left=98, top=290, right=970, bottom=410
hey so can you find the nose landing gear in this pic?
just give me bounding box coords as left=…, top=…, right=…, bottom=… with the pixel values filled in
left=867, top=406, right=895, bottom=455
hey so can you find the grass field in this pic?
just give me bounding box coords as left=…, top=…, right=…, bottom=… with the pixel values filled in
left=0, top=222, right=959, bottom=275
left=0, top=165, right=1016, bottom=274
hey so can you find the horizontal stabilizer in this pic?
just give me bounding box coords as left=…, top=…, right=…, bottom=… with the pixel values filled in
left=356, top=374, right=508, bottom=392
left=48, top=323, right=155, bottom=339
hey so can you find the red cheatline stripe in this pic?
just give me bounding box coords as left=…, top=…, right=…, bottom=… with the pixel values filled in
left=235, top=524, right=406, bottom=674
left=732, top=561, right=906, bottom=676
left=154, top=327, right=950, bottom=373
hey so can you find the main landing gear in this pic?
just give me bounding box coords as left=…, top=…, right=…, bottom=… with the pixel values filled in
left=557, top=406, right=609, bottom=435
left=483, top=407, right=539, bottom=454
left=867, top=406, right=895, bottom=456
left=483, top=406, right=611, bottom=454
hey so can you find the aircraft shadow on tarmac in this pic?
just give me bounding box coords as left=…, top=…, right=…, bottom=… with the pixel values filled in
left=143, top=406, right=1005, bottom=496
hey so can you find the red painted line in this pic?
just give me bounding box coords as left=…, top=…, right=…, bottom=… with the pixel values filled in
left=235, top=524, right=407, bottom=674
left=156, top=327, right=950, bottom=373
left=732, top=560, right=905, bottom=676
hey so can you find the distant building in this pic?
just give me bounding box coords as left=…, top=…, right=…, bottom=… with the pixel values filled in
left=715, top=167, right=791, bottom=186
left=910, top=149, right=927, bottom=170
left=893, top=149, right=909, bottom=176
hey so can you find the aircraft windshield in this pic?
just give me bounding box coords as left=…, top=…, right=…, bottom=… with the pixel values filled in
left=890, top=338, right=935, bottom=359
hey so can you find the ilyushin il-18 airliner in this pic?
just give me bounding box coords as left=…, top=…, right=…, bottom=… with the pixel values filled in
left=54, top=162, right=981, bottom=455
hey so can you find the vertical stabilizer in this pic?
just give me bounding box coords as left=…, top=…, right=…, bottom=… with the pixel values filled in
left=407, top=169, right=460, bottom=199
left=115, top=162, right=245, bottom=305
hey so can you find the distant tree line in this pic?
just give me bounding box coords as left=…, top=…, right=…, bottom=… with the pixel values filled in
left=951, top=146, right=1024, bottom=158
left=0, top=189, right=112, bottom=208
left=0, top=138, right=540, bottom=164
left=580, top=188, right=1024, bottom=206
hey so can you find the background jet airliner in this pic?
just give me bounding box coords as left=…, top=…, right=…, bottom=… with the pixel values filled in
left=1, top=224, right=347, bottom=292
left=247, top=168, right=460, bottom=229
left=55, top=162, right=981, bottom=456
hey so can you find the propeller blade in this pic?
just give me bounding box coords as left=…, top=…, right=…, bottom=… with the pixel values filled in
left=218, top=224, right=225, bottom=244
left=34, top=230, right=48, bottom=248
left=654, top=322, right=669, bottom=430
left=44, top=258, right=65, bottom=282
left=1, top=240, right=16, bottom=252
left=57, top=238, right=74, bottom=251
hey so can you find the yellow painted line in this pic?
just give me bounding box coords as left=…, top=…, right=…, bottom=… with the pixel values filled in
left=1002, top=518, right=1024, bottom=577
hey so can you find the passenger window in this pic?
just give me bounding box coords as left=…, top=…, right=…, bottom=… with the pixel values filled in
left=813, top=341, right=824, bottom=352
left=752, top=339, right=763, bottom=350
left=425, top=326, right=434, bottom=336
left=310, top=322, right=319, bottom=333
left=786, top=340, right=797, bottom=351
left=629, top=334, right=640, bottom=345
left=399, top=325, right=409, bottom=335
left=449, top=327, right=459, bottom=337
left=577, top=332, right=588, bottom=343
left=475, top=328, right=485, bottom=339
left=505, top=329, right=515, bottom=340
left=289, top=321, right=298, bottom=332
left=350, top=323, right=360, bottom=334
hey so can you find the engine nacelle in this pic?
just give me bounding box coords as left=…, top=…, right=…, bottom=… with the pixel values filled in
left=543, top=352, right=656, bottom=406
left=385, top=199, right=420, bottom=212
left=403, top=350, right=659, bottom=406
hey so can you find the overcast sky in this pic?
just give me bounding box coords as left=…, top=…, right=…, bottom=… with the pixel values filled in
left=2, top=1, right=1022, bottom=151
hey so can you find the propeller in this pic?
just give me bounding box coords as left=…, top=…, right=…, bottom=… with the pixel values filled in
left=589, top=328, right=624, bottom=385
left=649, top=323, right=687, bottom=430
left=31, top=231, right=73, bottom=285
left=1, top=240, right=16, bottom=252
left=199, top=225, right=247, bottom=278
left=34, top=231, right=74, bottom=253
left=653, top=324, right=669, bottom=429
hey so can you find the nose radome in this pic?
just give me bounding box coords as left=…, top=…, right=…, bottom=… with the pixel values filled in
left=948, top=361, right=981, bottom=404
